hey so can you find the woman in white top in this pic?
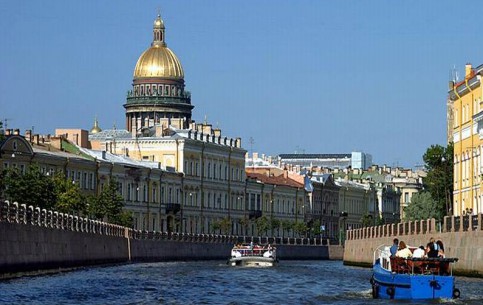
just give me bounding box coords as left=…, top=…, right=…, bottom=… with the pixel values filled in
left=396, top=241, right=412, bottom=258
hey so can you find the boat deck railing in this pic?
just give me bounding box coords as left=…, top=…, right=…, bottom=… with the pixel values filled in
left=232, top=246, right=276, bottom=257
left=374, top=244, right=459, bottom=276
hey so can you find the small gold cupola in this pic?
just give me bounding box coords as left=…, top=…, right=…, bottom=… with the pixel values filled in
left=152, top=14, right=166, bottom=47
left=90, top=116, right=102, bottom=134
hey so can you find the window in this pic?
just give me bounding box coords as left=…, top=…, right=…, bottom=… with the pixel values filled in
left=89, top=173, right=94, bottom=190
left=83, top=172, right=88, bottom=189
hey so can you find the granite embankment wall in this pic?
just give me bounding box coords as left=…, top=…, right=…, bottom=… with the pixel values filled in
left=343, top=215, right=483, bottom=276
left=0, top=201, right=342, bottom=277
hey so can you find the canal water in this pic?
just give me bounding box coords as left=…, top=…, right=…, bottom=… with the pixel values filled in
left=1, top=260, right=483, bottom=305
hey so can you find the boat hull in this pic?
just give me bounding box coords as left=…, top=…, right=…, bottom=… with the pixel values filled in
left=228, top=256, right=276, bottom=267
left=371, top=259, right=457, bottom=300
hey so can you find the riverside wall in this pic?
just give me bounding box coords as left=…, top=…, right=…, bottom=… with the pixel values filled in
left=343, top=214, right=483, bottom=277
left=0, top=201, right=341, bottom=278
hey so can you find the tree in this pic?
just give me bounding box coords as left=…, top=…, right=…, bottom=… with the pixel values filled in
left=361, top=214, right=373, bottom=227
left=293, top=221, right=308, bottom=237
left=238, top=217, right=249, bottom=236
left=404, top=192, right=441, bottom=221
left=211, top=217, right=232, bottom=234
left=280, top=219, right=293, bottom=238
left=422, top=143, right=453, bottom=218
left=2, top=165, right=56, bottom=209
left=53, top=172, right=86, bottom=214
left=255, top=216, right=270, bottom=235
left=87, top=179, right=130, bottom=226
left=270, top=218, right=280, bottom=236
left=307, top=219, right=322, bottom=237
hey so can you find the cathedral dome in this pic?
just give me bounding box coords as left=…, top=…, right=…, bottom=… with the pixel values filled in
left=133, top=14, right=184, bottom=80
left=133, top=46, right=184, bottom=79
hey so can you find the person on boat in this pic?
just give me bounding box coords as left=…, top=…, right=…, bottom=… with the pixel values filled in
left=411, top=245, right=426, bottom=273
left=396, top=241, right=412, bottom=258
left=412, top=245, right=426, bottom=258
left=390, top=238, right=399, bottom=256
left=436, top=240, right=450, bottom=275
left=436, top=240, right=445, bottom=258
left=426, top=237, right=439, bottom=258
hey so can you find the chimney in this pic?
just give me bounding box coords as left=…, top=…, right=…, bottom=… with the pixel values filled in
left=465, top=63, right=472, bottom=78
left=25, top=130, right=32, bottom=142
left=101, top=151, right=106, bottom=160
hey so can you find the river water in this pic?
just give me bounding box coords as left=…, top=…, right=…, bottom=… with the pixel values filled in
left=1, top=260, right=482, bottom=305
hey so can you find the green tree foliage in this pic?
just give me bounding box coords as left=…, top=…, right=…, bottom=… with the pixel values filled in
left=211, top=217, right=232, bottom=234
left=422, top=143, right=453, bottom=218
left=361, top=214, right=373, bottom=227
left=238, top=217, right=249, bottom=235
left=270, top=218, right=280, bottom=235
left=280, top=219, right=293, bottom=238
left=293, top=221, right=308, bottom=237
left=87, top=179, right=129, bottom=226
left=53, top=172, right=86, bottom=214
left=404, top=191, right=441, bottom=221
left=255, top=216, right=271, bottom=235
left=2, top=165, right=56, bottom=209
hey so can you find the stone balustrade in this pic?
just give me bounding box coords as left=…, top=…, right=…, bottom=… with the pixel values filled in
left=0, top=200, right=125, bottom=237
left=346, top=214, right=483, bottom=241
left=0, top=200, right=329, bottom=246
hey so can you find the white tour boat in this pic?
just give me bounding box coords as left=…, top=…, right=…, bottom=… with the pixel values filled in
left=228, top=243, right=277, bottom=267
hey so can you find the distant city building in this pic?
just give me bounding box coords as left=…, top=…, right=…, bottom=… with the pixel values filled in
left=277, top=151, right=372, bottom=170
left=448, top=63, right=483, bottom=217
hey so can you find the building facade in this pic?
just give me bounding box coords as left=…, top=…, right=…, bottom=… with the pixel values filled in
left=448, top=63, right=483, bottom=216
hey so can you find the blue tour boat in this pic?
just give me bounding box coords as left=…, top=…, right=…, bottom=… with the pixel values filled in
left=370, top=244, right=460, bottom=300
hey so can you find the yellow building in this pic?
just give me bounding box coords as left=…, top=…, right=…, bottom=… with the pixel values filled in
left=448, top=63, right=483, bottom=216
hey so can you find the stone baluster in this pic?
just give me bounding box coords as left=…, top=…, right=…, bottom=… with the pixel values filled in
left=53, top=212, right=58, bottom=229
left=9, top=202, right=18, bottom=223
left=27, top=205, right=34, bottom=225
left=47, top=210, right=54, bottom=228
left=19, top=204, right=26, bottom=224
left=0, top=201, right=8, bottom=222
left=79, top=217, right=84, bottom=232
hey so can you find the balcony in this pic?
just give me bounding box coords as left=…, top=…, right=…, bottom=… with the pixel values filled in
left=249, top=210, right=262, bottom=220
left=166, top=203, right=181, bottom=214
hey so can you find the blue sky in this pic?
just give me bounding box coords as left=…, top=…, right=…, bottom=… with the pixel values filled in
left=1, top=1, right=480, bottom=168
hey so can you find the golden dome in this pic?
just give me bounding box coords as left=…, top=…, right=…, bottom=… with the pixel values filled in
left=133, top=46, right=184, bottom=79
left=90, top=117, right=102, bottom=134
left=133, top=14, right=184, bottom=80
